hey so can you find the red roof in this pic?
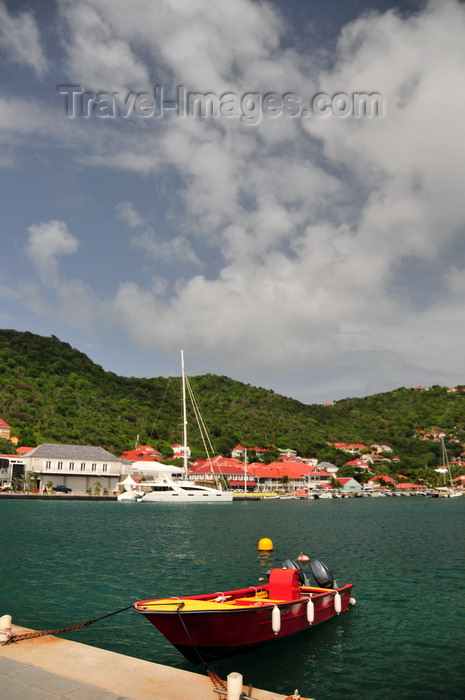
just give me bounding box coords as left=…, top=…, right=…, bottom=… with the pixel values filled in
left=122, top=445, right=162, bottom=461
left=191, top=463, right=245, bottom=476
left=335, top=443, right=366, bottom=449
left=190, top=456, right=245, bottom=476
left=247, top=461, right=326, bottom=480
left=191, top=456, right=243, bottom=471
left=369, top=475, right=396, bottom=483
left=0, top=418, right=10, bottom=428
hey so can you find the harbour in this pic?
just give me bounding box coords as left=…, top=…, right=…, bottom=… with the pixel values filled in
left=2, top=496, right=465, bottom=698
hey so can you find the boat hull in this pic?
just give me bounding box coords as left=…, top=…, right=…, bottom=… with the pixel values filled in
left=138, top=489, right=233, bottom=502
left=134, top=582, right=354, bottom=663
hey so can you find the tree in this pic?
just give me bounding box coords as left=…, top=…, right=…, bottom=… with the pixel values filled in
left=28, top=471, right=41, bottom=491
left=352, top=467, right=371, bottom=484
left=0, top=440, right=15, bottom=455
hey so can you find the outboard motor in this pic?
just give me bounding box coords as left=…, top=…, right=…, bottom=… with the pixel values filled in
left=281, top=558, right=311, bottom=586
left=310, top=559, right=335, bottom=589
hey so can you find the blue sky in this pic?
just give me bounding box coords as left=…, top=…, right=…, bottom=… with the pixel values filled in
left=1, top=0, right=465, bottom=404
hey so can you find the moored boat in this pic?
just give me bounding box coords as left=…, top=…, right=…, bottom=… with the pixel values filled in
left=133, top=559, right=355, bottom=662
left=432, top=438, right=463, bottom=498
left=119, top=350, right=233, bottom=503
left=137, top=467, right=233, bottom=502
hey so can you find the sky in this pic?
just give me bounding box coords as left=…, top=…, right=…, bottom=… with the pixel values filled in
left=1, top=0, right=465, bottom=405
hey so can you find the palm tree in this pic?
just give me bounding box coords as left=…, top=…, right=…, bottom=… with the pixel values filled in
left=28, top=471, right=41, bottom=492
left=93, top=481, right=102, bottom=495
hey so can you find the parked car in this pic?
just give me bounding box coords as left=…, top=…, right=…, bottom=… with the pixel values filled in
left=52, top=485, right=72, bottom=493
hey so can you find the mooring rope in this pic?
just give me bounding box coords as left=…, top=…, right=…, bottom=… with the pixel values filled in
left=4, top=603, right=231, bottom=698
left=4, top=604, right=135, bottom=645
left=174, top=606, right=228, bottom=697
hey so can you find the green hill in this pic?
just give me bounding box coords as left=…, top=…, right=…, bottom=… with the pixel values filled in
left=1, top=329, right=464, bottom=482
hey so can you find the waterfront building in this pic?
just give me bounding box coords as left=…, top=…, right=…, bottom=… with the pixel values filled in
left=0, top=454, right=26, bottom=488
left=22, top=443, right=128, bottom=493
left=189, top=456, right=252, bottom=489
left=335, top=477, right=362, bottom=492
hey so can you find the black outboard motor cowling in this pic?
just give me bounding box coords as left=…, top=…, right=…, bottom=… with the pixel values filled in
left=281, top=558, right=310, bottom=586
left=310, top=559, right=335, bottom=589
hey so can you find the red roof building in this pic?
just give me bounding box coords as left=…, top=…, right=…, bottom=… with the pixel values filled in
left=16, top=446, right=34, bottom=455
left=335, top=477, right=361, bottom=491
left=121, top=445, right=162, bottom=462
left=0, top=418, right=11, bottom=440
left=247, top=461, right=331, bottom=492
left=189, top=456, right=252, bottom=488
left=368, top=475, right=396, bottom=485
left=334, top=443, right=367, bottom=453
left=344, top=458, right=371, bottom=468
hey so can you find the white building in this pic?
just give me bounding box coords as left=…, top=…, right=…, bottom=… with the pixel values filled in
left=22, top=443, right=128, bottom=493
left=0, top=455, right=26, bottom=487
left=171, top=443, right=191, bottom=459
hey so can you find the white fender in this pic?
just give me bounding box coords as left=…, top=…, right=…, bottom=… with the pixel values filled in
left=0, top=615, right=12, bottom=644
left=271, top=605, right=281, bottom=634
left=349, top=597, right=356, bottom=606
left=306, top=598, right=315, bottom=624
left=334, top=591, right=342, bottom=615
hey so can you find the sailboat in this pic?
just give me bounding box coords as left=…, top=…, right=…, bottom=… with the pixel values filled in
left=432, top=437, right=463, bottom=498
left=137, top=350, right=233, bottom=503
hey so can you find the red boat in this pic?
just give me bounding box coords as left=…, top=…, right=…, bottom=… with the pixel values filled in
left=133, top=559, right=355, bottom=663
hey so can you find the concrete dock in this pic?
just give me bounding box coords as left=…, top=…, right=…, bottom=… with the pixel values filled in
left=0, top=625, right=290, bottom=699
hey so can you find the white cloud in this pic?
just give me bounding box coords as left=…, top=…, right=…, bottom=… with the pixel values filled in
left=59, top=0, right=282, bottom=91
left=131, top=231, right=202, bottom=267
left=106, top=0, right=465, bottom=397
left=0, top=2, right=47, bottom=77
left=27, top=220, right=79, bottom=285
left=58, top=1, right=149, bottom=91
left=24, top=220, right=106, bottom=336
left=116, top=201, right=144, bottom=229
left=5, top=0, right=465, bottom=400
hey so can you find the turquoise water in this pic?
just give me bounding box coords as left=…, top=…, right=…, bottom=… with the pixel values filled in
left=1, top=497, right=465, bottom=699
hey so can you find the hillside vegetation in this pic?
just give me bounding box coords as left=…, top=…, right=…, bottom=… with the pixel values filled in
left=1, top=330, right=465, bottom=480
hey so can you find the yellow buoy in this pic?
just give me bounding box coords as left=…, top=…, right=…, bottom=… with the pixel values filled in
left=258, top=537, right=273, bottom=551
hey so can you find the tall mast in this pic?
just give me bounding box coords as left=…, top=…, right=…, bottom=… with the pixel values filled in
left=441, top=436, right=453, bottom=488
left=181, top=349, right=188, bottom=477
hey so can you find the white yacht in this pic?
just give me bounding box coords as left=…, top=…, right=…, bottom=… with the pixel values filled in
left=138, top=468, right=233, bottom=502
left=132, top=350, right=233, bottom=504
